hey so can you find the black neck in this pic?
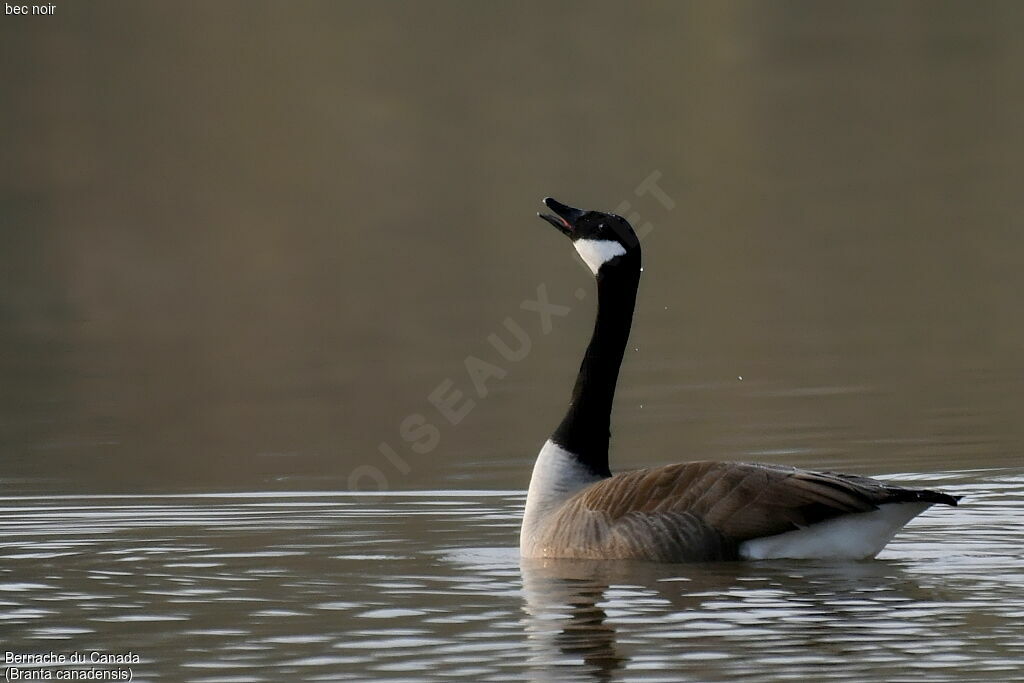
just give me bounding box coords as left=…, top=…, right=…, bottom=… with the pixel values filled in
left=551, top=252, right=641, bottom=476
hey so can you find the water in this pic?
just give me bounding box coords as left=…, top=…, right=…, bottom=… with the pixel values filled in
left=2, top=471, right=1022, bottom=681
left=4, top=2, right=1024, bottom=680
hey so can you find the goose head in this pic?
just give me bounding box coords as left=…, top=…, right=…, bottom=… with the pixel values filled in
left=538, top=198, right=641, bottom=276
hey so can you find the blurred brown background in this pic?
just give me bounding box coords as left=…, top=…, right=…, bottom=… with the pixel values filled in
left=2, top=1, right=1022, bottom=493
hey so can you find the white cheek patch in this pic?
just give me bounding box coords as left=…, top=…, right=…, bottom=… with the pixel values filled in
left=574, top=239, right=627, bottom=275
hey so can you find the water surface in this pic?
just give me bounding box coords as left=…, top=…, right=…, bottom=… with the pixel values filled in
left=3, top=469, right=1022, bottom=681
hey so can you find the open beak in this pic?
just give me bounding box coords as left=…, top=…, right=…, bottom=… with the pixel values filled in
left=538, top=197, right=584, bottom=237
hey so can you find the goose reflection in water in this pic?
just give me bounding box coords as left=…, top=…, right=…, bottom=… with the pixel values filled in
left=519, top=555, right=950, bottom=681
left=521, top=557, right=626, bottom=682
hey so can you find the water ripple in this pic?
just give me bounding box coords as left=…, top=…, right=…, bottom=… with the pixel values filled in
left=1, top=472, right=1021, bottom=681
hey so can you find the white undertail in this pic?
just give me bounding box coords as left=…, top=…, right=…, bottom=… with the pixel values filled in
left=739, top=502, right=932, bottom=560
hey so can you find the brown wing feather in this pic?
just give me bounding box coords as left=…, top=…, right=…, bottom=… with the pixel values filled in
left=578, top=461, right=889, bottom=538
left=532, top=461, right=958, bottom=561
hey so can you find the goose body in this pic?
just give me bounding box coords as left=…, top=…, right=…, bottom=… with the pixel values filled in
left=522, top=198, right=960, bottom=562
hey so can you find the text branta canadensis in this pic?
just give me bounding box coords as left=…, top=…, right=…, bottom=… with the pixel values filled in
left=521, top=198, right=960, bottom=562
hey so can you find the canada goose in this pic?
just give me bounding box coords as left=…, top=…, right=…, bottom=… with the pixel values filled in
left=521, top=198, right=960, bottom=562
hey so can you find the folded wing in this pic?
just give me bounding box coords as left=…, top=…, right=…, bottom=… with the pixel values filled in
left=537, top=461, right=958, bottom=561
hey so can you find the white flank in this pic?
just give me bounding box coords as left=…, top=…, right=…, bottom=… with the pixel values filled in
left=521, top=440, right=603, bottom=556
left=574, top=239, right=627, bottom=275
left=738, top=502, right=932, bottom=560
